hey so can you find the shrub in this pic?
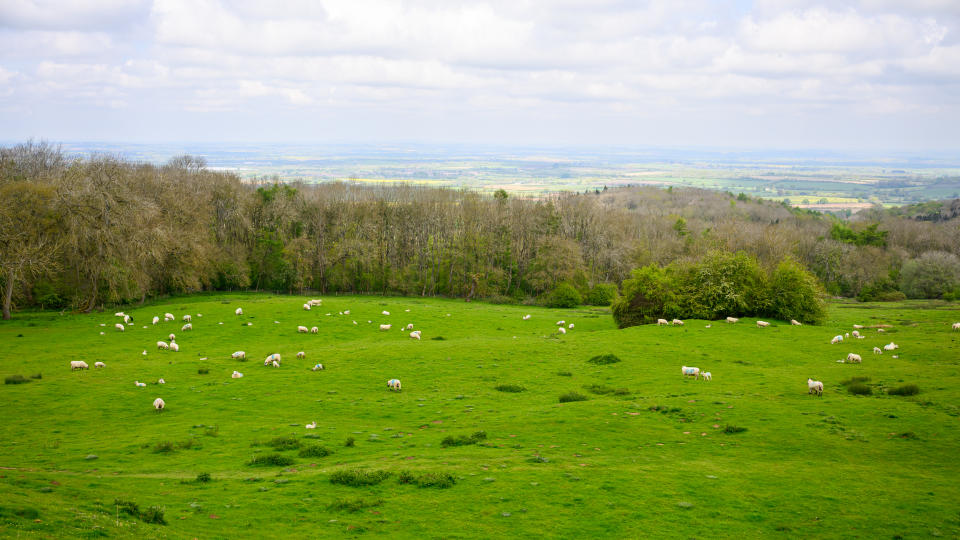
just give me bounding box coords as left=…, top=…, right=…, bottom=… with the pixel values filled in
left=153, top=441, right=176, bottom=453
left=197, top=368, right=209, bottom=375
left=5, top=374, right=30, bottom=385
left=559, top=392, right=588, bottom=403
left=767, top=257, right=827, bottom=324
left=196, top=472, right=211, bottom=483
left=397, top=471, right=456, bottom=488
left=494, top=384, right=525, bottom=393
left=344, top=437, right=355, bottom=447
left=612, top=264, right=676, bottom=328
left=585, top=283, right=617, bottom=306
left=441, top=431, right=487, bottom=448
left=327, top=498, right=383, bottom=513
left=723, top=425, right=748, bottom=434
left=846, top=383, right=872, bottom=396
left=887, top=384, right=920, bottom=396
left=556, top=371, right=573, bottom=377
left=113, top=499, right=166, bottom=525
left=298, top=445, right=333, bottom=458
left=546, top=282, right=582, bottom=308
left=267, top=436, right=300, bottom=451
left=328, top=469, right=391, bottom=487
left=901, top=251, right=960, bottom=299
left=247, top=454, right=295, bottom=467
left=587, top=354, right=621, bottom=365
left=430, top=336, right=446, bottom=341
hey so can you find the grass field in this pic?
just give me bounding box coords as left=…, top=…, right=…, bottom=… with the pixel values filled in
left=1, top=294, right=959, bottom=538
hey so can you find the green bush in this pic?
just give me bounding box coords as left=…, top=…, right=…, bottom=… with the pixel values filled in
left=585, top=283, right=617, bottom=306
left=298, top=445, right=333, bottom=458
left=267, top=436, right=300, bottom=451
left=328, top=469, right=391, bottom=487
left=196, top=472, right=211, bottom=483
left=546, top=282, right=582, bottom=308
left=723, top=425, right=748, bottom=434
left=5, top=374, right=31, bottom=385
left=587, top=354, right=621, bottom=365
left=441, top=431, right=487, bottom=448
left=846, top=383, right=872, bottom=396
left=397, top=471, right=456, bottom=488
left=901, top=251, right=960, bottom=299
left=559, top=392, right=588, bottom=403
left=247, top=454, right=295, bottom=467
left=344, top=437, right=355, bottom=447
left=612, top=264, right=676, bottom=328
left=887, top=384, right=920, bottom=396
left=767, top=257, right=827, bottom=324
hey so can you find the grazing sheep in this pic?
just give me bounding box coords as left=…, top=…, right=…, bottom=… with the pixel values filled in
left=877, top=328, right=885, bottom=333
left=387, top=378, right=402, bottom=391
left=157, top=378, right=165, bottom=384
left=681, top=366, right=700, bottom=379
left=124, top=314, right=132, bottom=324
left=382, top=311, right=390, bottom=316
left=115, top=312, right=125, bottom=317
left=297, top=351, right=306, bottom=359
left=114, top=323, right=125, bottom=332
left=231, top=351, right=245, bottom=360
left=353, top=321, right=358, bottom=325
left=952, top=322, right=960, bottom=330
left=297, top=326, right=308, bottom=333
left=135, top=381, right=146, bottom=387
left=344, top=310, right=350, bottom=315
left=558, top=327, right=566, bottom=334
left=852, top=330, right=861, bottom=338
left=873, top=347, right=882, bottom=355
left=405, top=323, right=414, bottom=330
left=807, top=379, right=823, bottom=397
left=846, top=353, right=862, bottom=364
left=568, top=323, right=574, bottom=329
left=153, top=398, right=165, bottom=412
left=380, top=324, right=392, bottom=331
left=305, top=421, right=317, bottom=429
left=94, top=361, right=105, bottom=368
left=164, top=313, right=174, bottom=321
left=272, top=360, right=280, bottom=368
left=232, top=371, right=243, bottom=378
left=831, top=335, right=843, bottom=344
left=152, top=316, right=159, bottom=325
left=756, top=321, right=770, bottom=328
left=311, top=363, right=324, bottom=371
left=182, top=315, right=191, bottom=322
left=657, top=319, right=669, bottom=326
left=308, top=299, right=323, bottom=306
left=157, top=341, right=169, bottom=350
left=168, top=333, right=176, bottom=341
left=409, top=330, right=421, bottom=340
left=235, top=307, right=243, bottom=316
left=170, top=342, right=179, bottom=352
left=702, top=371, right=712, bottom=381
left=853, top=324, right=864, bottom=329
left=672, top=319, right=684, bottom=326
left=726, top=317, right=739, bottom=324
left=70, top=360, right=89, bottom=370
left=142, top=350, right=147, bottom=355
left=303, top=303, right=311, bottom=311
left=883, top=342, right=899, bottom=351
left=181, top=323, right=192, bottom=331
left=522, top=314, right=531, bottom=320
left=310, top=326, right=318, bottom=333
left=557, top=320, right=566, bottom=326
left=264, top=353, right=281, bottom=366
left=790, top=319, right=801, bottom=326
left=705, top=324, right=712, bottom=328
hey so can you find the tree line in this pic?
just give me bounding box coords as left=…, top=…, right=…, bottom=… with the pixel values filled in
left=1, top=141, right=959, bottom=320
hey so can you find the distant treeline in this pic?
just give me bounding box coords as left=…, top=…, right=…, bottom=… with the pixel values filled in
left=1, top=141, right=959, bottom=319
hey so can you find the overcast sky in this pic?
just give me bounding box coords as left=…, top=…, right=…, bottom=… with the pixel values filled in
left=2, top=0, right=959, bottom=151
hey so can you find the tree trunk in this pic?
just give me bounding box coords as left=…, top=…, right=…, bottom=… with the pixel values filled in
left=2, top=270, right=13, bottom=320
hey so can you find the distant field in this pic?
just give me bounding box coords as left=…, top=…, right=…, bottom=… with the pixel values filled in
left=1, top=295, right=958, bottom=538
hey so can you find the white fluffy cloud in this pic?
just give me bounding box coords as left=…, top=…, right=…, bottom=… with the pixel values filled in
left=1, top=0, right=958, bottom=149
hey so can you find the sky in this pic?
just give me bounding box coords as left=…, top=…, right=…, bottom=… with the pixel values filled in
left=1, top=0, right=959, bottom=152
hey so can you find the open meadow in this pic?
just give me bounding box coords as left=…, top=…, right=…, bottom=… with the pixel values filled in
left=1, top=294, right=959, bottom=538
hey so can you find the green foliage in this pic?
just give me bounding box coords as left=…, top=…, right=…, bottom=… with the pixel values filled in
left=195, top=472, right=211, bottom=483
left=612, top=264, right=676, bottom=328
left=114, top=499, right=166, bottom=525
left=247, top=454, right=295, bottom=467
left=768, top=257, right=827, bottom=324
left=830, top=222, right=888, bottom=247
left=344, top=437, right=355, bottom=447
left=724, top=425, right=748, bottom=434
left=846, top=383, right=872, bottom=395
left=441, top=431, right=488, bottom=447
left=558, top=392, right=588, bottom=403
left=857, top=276, right=906, bottom=302
left=266, top=436, right=300, bottom=451
left=676, top=251, right=769, bottom=320
left=5, top=374, right=31, bottom=385
left=546, top=282, right=582, bottom=308
left=587, top=354, right=621, bottom=365
left=397, top=471, right=457, bottom=488
left=494, top=384, right=526, bottom=393
left=900, top=251, right=960, bottom=299
left=328, top=469, right=391, bottom=487
left=298, top=445, right=333, bottom=458
left=585, top=283, right=617, bottom=306
left=888, top=384, right=920, bottom=396
left=583, top=384, right=629, bottom=396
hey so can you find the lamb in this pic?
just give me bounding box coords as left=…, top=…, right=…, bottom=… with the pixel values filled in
left=382, top=310, right=390, bottom=316
left=168, top=333, right=175, bottom=341
left=522, top=314, right=531, bottom=320
left=831, top=335, right=843, bottom=344
left=170, top=342, right=179, bottom=352
left=182, top=315, right=191, bottom=322
left=409, top=330, right=421, bottom=340
left=681, top=366, right=700, bottom=379
left=672, top=319, right=684, bottom=326
left=311, top=326, right=318, bottom=333
left=953, top=322, right=960, bottom=330
left=568, top=323, right=574, bottom=329
left=846, top=353, right=862, bottom=364
left=231, top=351, right=245, bottom=360
left=181, top=323, right=192, bottom=331
left=344, top=310, right=350, bottom=315
left=272, top=360, right=280, bottom=368
left=124, top=314, right=132, bottom=324
left=883, top=342, right=899, bottom=351
left=873, top=347, right=882, bottom=354
left=557, top=320, right=566, bottom=326
left=657, top=319, right=669, bottom=326
left=380, top=324, right=392, bottom=331
left=70, top=360, right=89, bottom=370
left=756, top=321, right=770, bottom=327
left=725, top=317, right=739, bottom=324
left=405, top=323, right=414, bottom=330
left=877, top=328, right=885, bottom=333
left=808, top=379, right=823, bottom=397
left=296, top=351, right=306, bottom=359
left=235, top=307, right=243, bottom=316
left=702, top=371, right=712, bottom=381
left=115, top=323, right=125, bottom=332
left=305, top=421, right=317, bottom=429
left=312, top=363, right=324, bottom=371
left=790, top=319, right=801, bottom=326
left=558, top=327, right=566, bottom=334
left=94, top=361, right=105, bottom=368
left=157, top=378, right=165, bottom=384
left=153, top=397, right=165, bottom=412
left=135, top=381, right=146, bottom=387
left=157, top=341, right=169, bottom=350
left=303, top=303, right=311, bottom=311
left=297, top=326, right=308, bottom=333
left=387, top=378, right=402, bottom=391
left=152, top=316, right=159, bottom=325
left=232, top=371, right=243, bottom=378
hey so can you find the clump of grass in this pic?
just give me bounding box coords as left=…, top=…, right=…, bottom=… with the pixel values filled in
left=327, top=498, right=383, bottom=513
left=203, top=425, right=219, bottom=437
left=267, top=436, right=300, bottom=451
left=723, top=425, right=748, bottom=434
left=898, top=432, right=918, bottom=439
left=29, top=373, right=41, bottom=380
left=344, top=437, right=355, bottom=447
left=5, top=374, right=31, bottom=385
left=431, top=336, right=446, bottom=341
left=397, top=471, right=456, bottom=488
left=197, top=368, right=209, bottom=375
left=840, top=376, right=871, bottom=386
left=583, top=384, right=630, bottom=396
left=113, top=499, right=166, bottom=525
left=0, top=506, right=40, bottom=520
left=559, top=391, right=588, bottom=403
left=556, top=371, right=572, bottom=377
left=528, top=455, right=550, bottom=463
left=153, top=439, right=196, bottom=453
left=328, top=469, right=391, bottom=487
left=298, top=445, right=333, bottom=458
left=887, top=384, right=920, bottom=396
left=846, top=383, right=872, bottom=395
left=494, top=384, right=526, bottom=393
left=196, top=472, right=211, bottom=483
left=587, top=354, right=621, bottom=365
left=247, top=454, right=295, bottom=467
left=441, top=431, right=487, bottom=448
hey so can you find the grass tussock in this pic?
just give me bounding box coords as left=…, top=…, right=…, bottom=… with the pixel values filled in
left=556, top=371, right=572, bottom=377
left=0, top=506, right=40, bottom=520
left=559, top=391, right=588, bottom=403
left=328, top=469, right=391, bottom=487
left=723, top=425, right=748, bottom=434
left=344, top=437, right=355, bottom=447
left=327, top=498, right=383, bottom=513
left=298, top=445, right=333, bottom=458
left=267, top=436, right=301, bottom=451
left=887, top=384, right=920, bottom=396
left=197, top=368, right=209, bottom=375
left=114, top=499, right=166, bottom=525
left=441, top=431, right=487, bottom=448
left=583, top=384, right=630, bottom=396
left=153, top=439, right=196, bottom=453
left=4, top=374, right=31, bottom=385
left=247, top=454, right=295, bottom=467
left=841, top=376, right=871, bottom=386
left=195, top=472, right=211, bottom=483
left=587, top=354, right=622, bottom=365
left=494, top=384, right=526, bottom=393
left=846, top=383, right=872, bottom=395
left=397, top=471, right=456, bottom=488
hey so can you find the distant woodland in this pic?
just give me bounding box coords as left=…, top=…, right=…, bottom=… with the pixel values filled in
left=1, top=141, right=959, bottom=319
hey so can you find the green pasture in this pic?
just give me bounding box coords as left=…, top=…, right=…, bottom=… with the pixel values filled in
left=1, top=295, right=958, bottom=538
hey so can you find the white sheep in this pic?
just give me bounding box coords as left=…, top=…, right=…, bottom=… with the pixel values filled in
left=232, top=351, right=245, bottom=360
left=344, top=310, right=350, bottom=315
left=852, top=330, right=861, bottom=338
left=157, top=341, right=169, bottom=350
left=657, top=319, right=669, bottom=326
left=182, top=315, right=191, bottom=322
left=790, top=319, right=801, bottom=326
left=952, top=322, right=960, bottom=330
left=558, top=327, right=566, bottom=334
left=807, top=378, right=823, bottom=397
left=264, top=353, right=281, bottom=366
left=702, top=371, right=712, bottom=381
left=168, top=333, right=176, bottom=341
left=726, top=317, right=739, bottom=324
left=94, top=361, right=105, bottom=368
left=568, top=323, right=574, bottom=329
left=272, top=360, right=280, bottom=368
left=235, top=307, right=243, bottom=316
left=672, top=319, right=684, bottom=326
left=303, top=303, right=311, bottom=310
left=114, top=323, right=125, bottom=332
left=70, top=360, right=89, bottom=370
left=883, top=342, right=899, bottom=351
left=853, top=324, right=864, bottom=329
left=310, top=326, right=318, bottom=333
left=353, top=321, right=358, bottom=325
left=382, top=310, right=391, bottom=316
left=153, top=397, right=165, bottom=412
left=181, top=323, right=192, bottom=331
left=170, top=342, right=179, bottom=352
left=305, top=421, right=317, bottom=429
left=409, top=330, right=421, bottom=340
left=135, top=381, right=146, bottom=387
left=297, top=351, right=306, bottom=359
left=387, top=378, right=402, bottom=391
left=312, top=363, right=324, bottom=371
left=297, top=325, right=308, bottom=333
left=124, top=314, right=132, bottom=324
left=405, top=323, right=414, bottom=330
left=681, top=366, right=700, bottom=379
left=152, top=316, right=160, bottom=325
left=232, top=371, right=243, bottom=378
left=846, top=353, right=862, bottom=364
left=164, top=313, right=174, bottom=321
left=873, top=347, right=882, bottom=354
left=877, top=328, right=885, bottom=333
left=522, top=314, right=531, bottom=320
left=157, top=378, right=165, bottom=384
left=557, top=320, right=566, bottom=326
left=705, top=324, right=712, bottom=328
left=115, top=312, right=125, bottom=317
left=831, top=335, right=843, bottom=344
left=380, top=324, right=392, bottom=331
left=756, top=321, right=770, bottom=327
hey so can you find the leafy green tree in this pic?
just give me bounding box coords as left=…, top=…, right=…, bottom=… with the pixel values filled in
left=546, top=282, right=582, bottom=308
left=611, top=265, right=676, bottom=328
left=585, top=283, right=617, bottom=306
left=767, top=257, right=827, bottom=324
left=900, top=251, right=960, bottom=299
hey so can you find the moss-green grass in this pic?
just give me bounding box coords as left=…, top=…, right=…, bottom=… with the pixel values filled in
left=1, top=294, right=958, bottom=538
